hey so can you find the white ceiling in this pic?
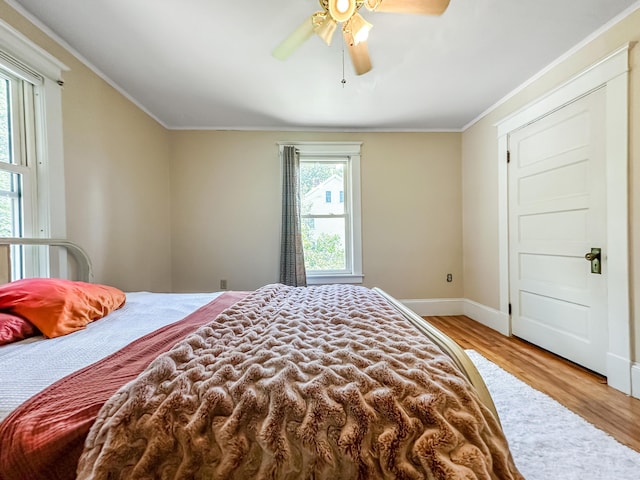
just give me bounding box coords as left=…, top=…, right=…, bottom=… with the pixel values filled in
left=7, top=0, right=640, bottom=131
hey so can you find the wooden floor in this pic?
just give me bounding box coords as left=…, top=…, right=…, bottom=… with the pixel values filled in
left=424, top=315, right=640, bottom=453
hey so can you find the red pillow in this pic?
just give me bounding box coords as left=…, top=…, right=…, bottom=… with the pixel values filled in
left=0, top=278, right=126, bottom=338
left=0, top=312, right=39, bottom=346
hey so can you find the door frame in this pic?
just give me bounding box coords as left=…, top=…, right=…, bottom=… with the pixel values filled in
left=496, top=44, right=631, bottom=394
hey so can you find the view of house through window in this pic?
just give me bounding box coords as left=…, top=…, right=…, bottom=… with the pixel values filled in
left=300, top=160, right=348, bottom=272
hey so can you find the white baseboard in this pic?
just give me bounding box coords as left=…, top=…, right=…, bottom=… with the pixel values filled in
left=631, top=363, right=640, bottom=399
left=400, top=298, right=464, bottom=317
left=607, top=353, right=632, bottom=395
left=400, top=298, right=510, bottom=336
left=463, top=299, right=511, bottom=336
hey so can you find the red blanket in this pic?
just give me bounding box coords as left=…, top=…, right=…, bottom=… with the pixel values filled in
left=0, top=291, right=248, bottom=480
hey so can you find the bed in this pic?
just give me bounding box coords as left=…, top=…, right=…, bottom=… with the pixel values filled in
left=0, top=239, right=523, bottom=480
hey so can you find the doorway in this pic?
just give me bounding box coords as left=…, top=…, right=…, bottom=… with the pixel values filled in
left=496, top=45, right=631, bottom=393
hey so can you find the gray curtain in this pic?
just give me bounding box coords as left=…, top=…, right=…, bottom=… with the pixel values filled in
left=280, top=146, right=307, bottom=286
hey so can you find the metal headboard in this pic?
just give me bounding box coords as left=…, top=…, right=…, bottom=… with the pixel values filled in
left=0, top=238, right=93, bottom=283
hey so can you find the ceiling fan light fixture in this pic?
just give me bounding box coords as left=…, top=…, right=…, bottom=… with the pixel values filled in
left=336, top=0, right=350, bottom=12
left=328, top=0, right=356, bottom=23
left=313, top=13, right=338, bottom=46
left=345, top=13, right=373, bottom=45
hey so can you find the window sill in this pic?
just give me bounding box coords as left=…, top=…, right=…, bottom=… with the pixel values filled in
left=306, top=274, right=364, bottom=285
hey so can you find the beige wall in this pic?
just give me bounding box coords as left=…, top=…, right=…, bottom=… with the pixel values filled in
left=1, top=3, right=173, bottom=292
left=462, top=10, right=640, bottom=358
left=169, top=131, right=463, bottom=299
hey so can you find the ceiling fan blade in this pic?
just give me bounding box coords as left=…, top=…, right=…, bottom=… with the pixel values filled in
left=366, top=0, right=450, bottom=15
left=272, top=15, right=315, bottom=60
left=344, top=33, right=372, bottom=75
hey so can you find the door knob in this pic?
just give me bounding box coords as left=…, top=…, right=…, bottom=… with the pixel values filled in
left=585, top=248, right=601, bottom=274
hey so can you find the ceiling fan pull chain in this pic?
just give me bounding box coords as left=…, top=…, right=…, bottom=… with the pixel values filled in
left=341, top=44, right=347, bottom=87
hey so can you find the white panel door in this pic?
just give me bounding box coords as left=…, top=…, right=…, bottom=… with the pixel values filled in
left=509, top=88, right=607, bottom=374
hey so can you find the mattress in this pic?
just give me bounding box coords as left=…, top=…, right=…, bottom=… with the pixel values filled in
left=0, top=291, right=221, bottom=422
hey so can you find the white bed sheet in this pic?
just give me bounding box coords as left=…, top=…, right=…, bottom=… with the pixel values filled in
left=0, top=291, right=221, bottom=422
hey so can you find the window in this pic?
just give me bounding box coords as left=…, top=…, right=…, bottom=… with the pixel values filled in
left=282, top=142, right=363, bottom=285
left=0, top=71, right=35, bottom=278
left=0, top=21, right=67, bottom=279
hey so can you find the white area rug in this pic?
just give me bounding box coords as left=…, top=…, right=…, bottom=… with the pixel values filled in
left=466, top=350, right=640, bottom=479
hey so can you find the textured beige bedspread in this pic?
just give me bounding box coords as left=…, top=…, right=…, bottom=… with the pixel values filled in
left=78, top=284, right=523, bottom=480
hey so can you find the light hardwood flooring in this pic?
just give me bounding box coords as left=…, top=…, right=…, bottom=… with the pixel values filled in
left=424, top=315, right=640, bottom=453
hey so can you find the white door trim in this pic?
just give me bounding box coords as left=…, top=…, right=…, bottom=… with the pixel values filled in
left=496, top=44, right=631, bottom=394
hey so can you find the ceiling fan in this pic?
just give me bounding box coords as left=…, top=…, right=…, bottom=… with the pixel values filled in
left=273, top=0, right=451, bottom=76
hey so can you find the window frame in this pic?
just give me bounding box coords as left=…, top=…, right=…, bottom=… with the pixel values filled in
left=0, top=72, right=37, bottom=227
left=0, top=71, right=38, bottom=278
left=279, top=141, right=363, bottom=285
left=0, top=19, right=68, bottom=278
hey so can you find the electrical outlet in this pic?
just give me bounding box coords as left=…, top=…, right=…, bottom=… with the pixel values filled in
left=446, top=273, right=453, bottom=283
left=220, top=279, right=227, bottom=290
